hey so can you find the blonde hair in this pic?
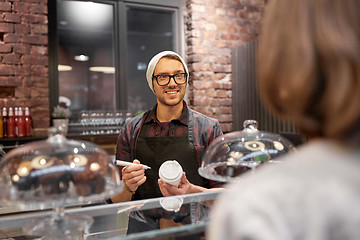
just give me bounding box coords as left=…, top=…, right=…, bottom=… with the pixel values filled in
left=258, top=0, right=360, bottom=142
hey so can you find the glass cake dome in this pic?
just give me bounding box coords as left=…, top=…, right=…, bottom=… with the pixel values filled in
left=0, top=126, right=123, bottom=239
left=0, top=126, right=122, bottom=210
left=199, top=120, right=296, bottom=182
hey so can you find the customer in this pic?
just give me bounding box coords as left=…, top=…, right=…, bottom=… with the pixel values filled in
left=208, top=0, right=360, bottom=239
left=110, top=50, right=223, bottom=203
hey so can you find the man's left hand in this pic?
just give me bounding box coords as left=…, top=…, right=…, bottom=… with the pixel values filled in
left=158, top=172, right=192, bottom=197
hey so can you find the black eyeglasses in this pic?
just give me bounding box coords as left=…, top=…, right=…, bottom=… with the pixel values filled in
left=152, top=73, right=188, bottom=86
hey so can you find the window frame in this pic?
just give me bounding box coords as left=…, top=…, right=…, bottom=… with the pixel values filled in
left=48, top=0, right=184, bottom=121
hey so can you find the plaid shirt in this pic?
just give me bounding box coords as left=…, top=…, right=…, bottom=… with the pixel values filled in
left=115, top=101, right=223, bottom=187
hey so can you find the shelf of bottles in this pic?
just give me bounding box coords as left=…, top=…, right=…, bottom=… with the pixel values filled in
left=67, top=110, right=133, bottom=136
left=0, top=106, right=34, bottom=159
left=1, top=107, right=32, bottom=139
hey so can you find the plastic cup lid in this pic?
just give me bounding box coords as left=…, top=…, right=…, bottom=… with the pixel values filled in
left=159, top=160, right=182, bottom=181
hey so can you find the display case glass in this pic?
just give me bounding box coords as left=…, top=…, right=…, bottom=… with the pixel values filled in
left=0, top=190, right=222, bottom=239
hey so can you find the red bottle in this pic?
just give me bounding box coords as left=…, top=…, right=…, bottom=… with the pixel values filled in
left=24, top=107, right=32, bottom=137
left=17, top=107, right=26, bottom=137
left=7, top=107, right=16, bottom=138
left=14, top=107, right=18, bottom=137
left=2, top=107, right=7, bottom=138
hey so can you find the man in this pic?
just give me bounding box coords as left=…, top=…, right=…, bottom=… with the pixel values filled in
left=110, top=51, right=223, bottom=203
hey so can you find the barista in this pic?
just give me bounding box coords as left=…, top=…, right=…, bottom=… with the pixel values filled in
left=110, top=51, right=223, bottom=203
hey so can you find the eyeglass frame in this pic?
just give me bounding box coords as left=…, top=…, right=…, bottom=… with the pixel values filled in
left=152, top=73, right=188, bottom=86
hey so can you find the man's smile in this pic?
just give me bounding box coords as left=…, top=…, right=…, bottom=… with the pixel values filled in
left=165, top=90, right=180, bottom=94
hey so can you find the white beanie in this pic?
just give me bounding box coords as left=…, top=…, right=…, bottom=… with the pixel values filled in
left=146, top=51, right=189, bottom=93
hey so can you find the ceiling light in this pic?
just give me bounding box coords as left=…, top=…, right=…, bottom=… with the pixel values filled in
left=59, top=20, right=68, bottom=26
left=89, top=66, right=115, bottom=74
left=74, top=54, right=89, bottom=61
left=58, top=65, right=72, bottom=71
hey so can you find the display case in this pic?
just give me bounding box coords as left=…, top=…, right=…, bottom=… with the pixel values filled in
left=0, top=126, right=123, bottom=239
left=199, top=120, right=296, bottom=182
left=0, top=190, right=222, bottom=239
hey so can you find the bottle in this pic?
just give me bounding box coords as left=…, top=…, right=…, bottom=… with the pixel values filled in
left=24, top=107, right=32, bottom=137
left=7, top=107, right=16, bottom=138
left=17, top=107, right=26, bottom=137
left=2, top=107, right=7, bottom=138
left=0, top=110, right=3, bottom=138
left=14, top=106, right=18, bottom=137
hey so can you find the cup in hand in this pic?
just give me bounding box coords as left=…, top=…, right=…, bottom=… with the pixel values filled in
left=159, top=160, right=183, bottom=187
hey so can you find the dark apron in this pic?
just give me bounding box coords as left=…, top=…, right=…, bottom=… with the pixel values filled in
left=133, top=125, right=204, bottom=200
left=127, top=125, right=207, bottom=237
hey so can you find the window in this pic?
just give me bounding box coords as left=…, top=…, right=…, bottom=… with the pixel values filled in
left=49, top=0, right=184, bottom=121
left=57, top=1, right=116, bottom=113
left=126, top=7, right=175, bottom=113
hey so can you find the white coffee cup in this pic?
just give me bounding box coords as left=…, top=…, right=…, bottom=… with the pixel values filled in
left=159, top=160, right=183, bottom=187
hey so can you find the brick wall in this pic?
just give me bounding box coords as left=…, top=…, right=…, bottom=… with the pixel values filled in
left=0, top=0, right=49, bottom=136
left=185, top=0, right=266, bottom=132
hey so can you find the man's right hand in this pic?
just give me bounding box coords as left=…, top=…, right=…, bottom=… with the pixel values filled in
left=121, top=159, right=147, bottom=194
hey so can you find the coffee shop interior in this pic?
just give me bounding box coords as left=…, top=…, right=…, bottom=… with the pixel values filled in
left=0, top=0, right=305, bottom=239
